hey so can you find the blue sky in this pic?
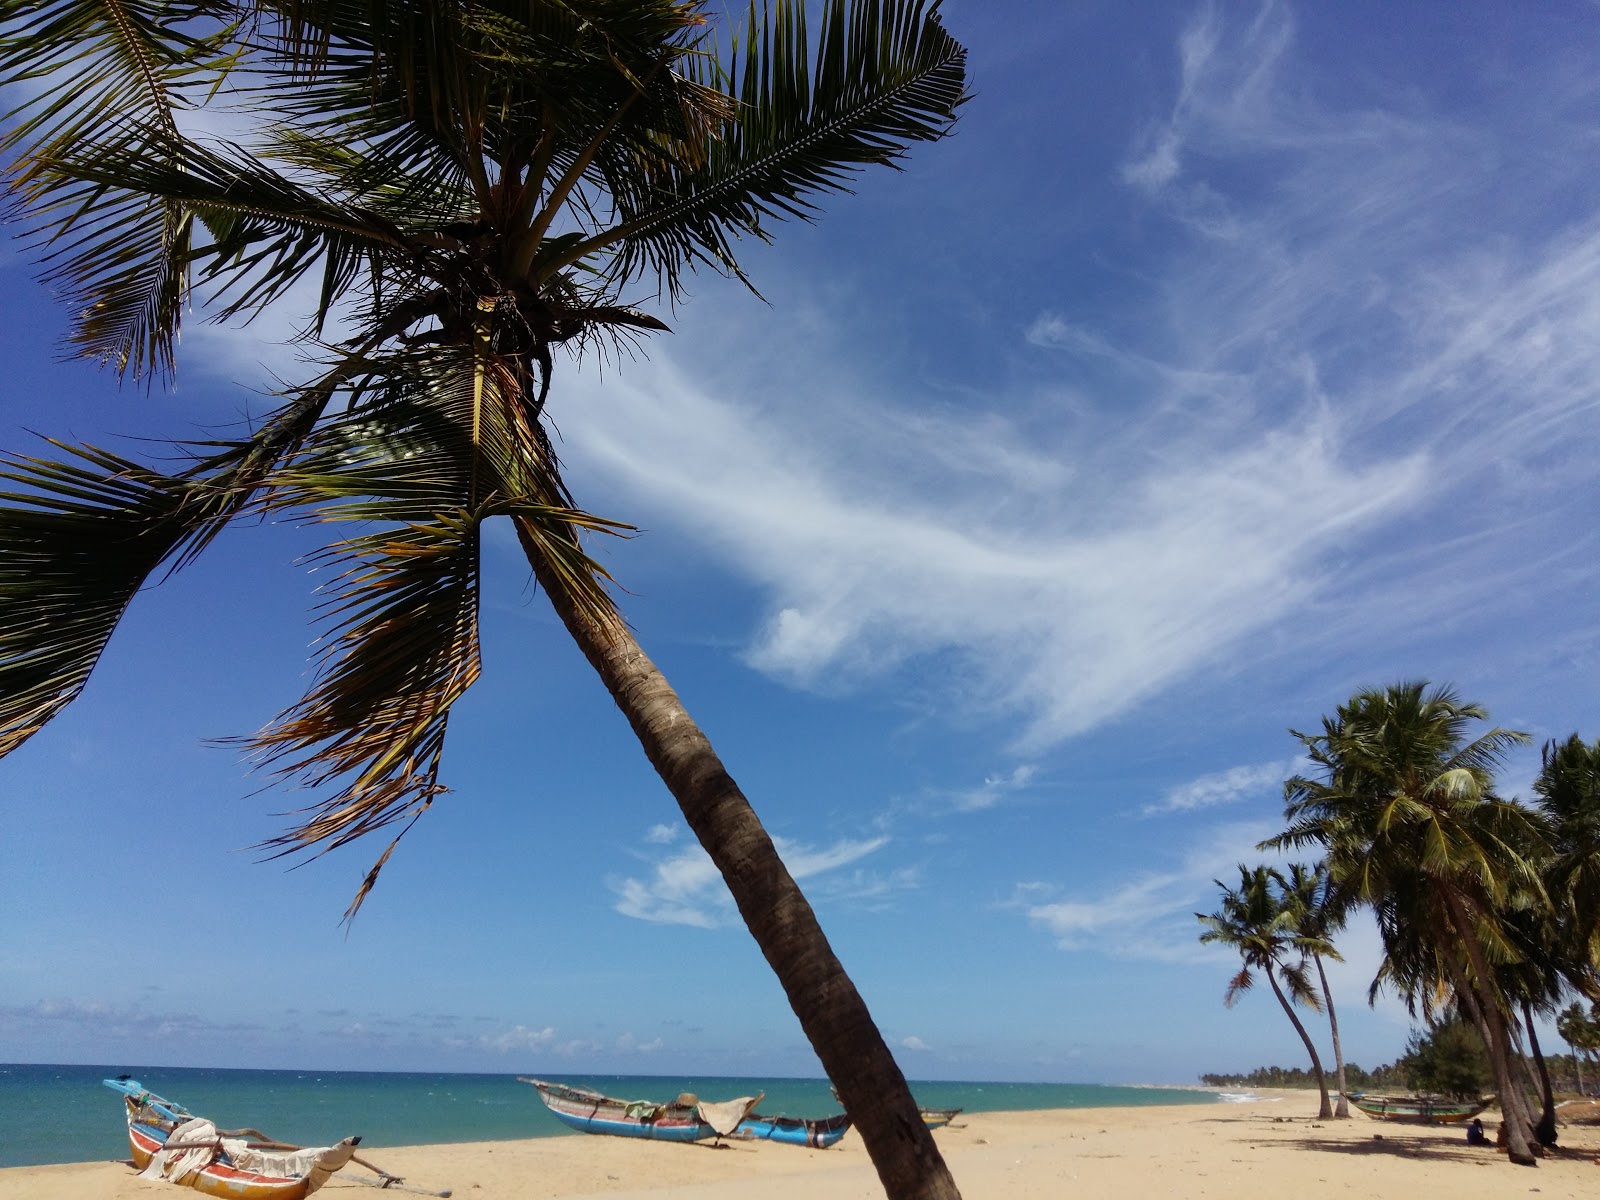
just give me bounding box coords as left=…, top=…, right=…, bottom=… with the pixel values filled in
left=3, top=1, right=1599, bottom=1087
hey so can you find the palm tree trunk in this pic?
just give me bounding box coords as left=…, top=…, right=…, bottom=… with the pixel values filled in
left=1570, top=1039, right=1587, bottom=1095
left=1312, top=953, right=1350, bottom=1118
left=519, top=527, right=961, bottom=1200
left=1438, top=899, right=1538, bottom=1165
left=1521, top=1002, right=1557, bottom=1147
left=1263, top=968, right=1332, bottom=1119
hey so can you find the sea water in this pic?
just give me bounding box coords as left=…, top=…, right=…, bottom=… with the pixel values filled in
left=0, top=1062, right=1217, bottom=1168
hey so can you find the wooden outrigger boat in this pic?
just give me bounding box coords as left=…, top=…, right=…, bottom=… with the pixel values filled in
left=1344, top=1092, right=1492, bottom=1124
left=104, top=1078, right=448, bottom=1198
left=520, top=1078, right=762, bottom=1143
left=733, top=1111, right=852, bottom=1148
left=106, top=1079, right=361, bottom=1199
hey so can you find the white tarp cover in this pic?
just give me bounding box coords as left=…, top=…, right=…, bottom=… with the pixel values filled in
left=227, top=1137, right=361, bottom=1194
left=137, top=1118, right=220, bottom=1186
left=696, top=1096, right=759, bottom=1136
left=137, top=1117, right=358, bottom=1196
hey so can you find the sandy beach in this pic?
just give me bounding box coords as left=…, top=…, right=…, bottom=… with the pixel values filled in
left=6, top=1094, right=1600, bottom=1200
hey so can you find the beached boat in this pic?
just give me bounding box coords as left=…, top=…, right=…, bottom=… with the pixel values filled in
left=104, top=1078, right=361, bottom=1199
left=520, top=1078, right=761, bottom=1143
left=734, top=1111, right=852, bottom=1148
left=829, top=1084, right=959, bottom=1130
left=1344, top=1092, right=1492, bottom=1123
left=1555, top=1098, right=1600, bottom=1125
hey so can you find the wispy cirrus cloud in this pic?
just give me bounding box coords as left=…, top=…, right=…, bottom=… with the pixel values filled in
left=543, top=0, right=1600, bottom=756
left=1143, top=760, right=1299, bottom=817
left=1015, top=820, right=1289, bottom=963
left=609, top=832, right=907, bottom=927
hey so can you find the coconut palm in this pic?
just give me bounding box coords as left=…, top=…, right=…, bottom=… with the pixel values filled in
left=1198, top=864, right=1334, bottom=1119
left=1556, top=1001, right=1600, bottom=1094
left=0, top=3, right=969, bottom=1196
left=1274, top=862, right=1352, bottom=1117
left=1264, top=681, right=1547, bottom=1165
left=1533, top=734, right=1600, bottom=969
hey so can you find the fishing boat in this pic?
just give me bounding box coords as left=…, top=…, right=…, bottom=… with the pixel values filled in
left=828, top=1084, right=959, bottom=1130
left=1344, top=1092, right=1492, bottom=1123
left=520, top=1078, right=762, bottom=1143
left=104, top=1078, right=362, bottom=1199
left=1555, top=1098, right=1600, bottom=1125
left=734, top=1111, right=852, bottom=1148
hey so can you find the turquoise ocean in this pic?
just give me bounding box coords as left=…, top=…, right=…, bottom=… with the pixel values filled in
left=0, top=1062, right=1219, bottom=1169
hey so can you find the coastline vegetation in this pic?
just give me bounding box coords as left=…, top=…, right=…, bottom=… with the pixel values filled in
left=1197, top=682, right=1600, bottom=1167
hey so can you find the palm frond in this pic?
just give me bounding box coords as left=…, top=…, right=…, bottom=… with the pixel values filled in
left=540, top=0, right=968, bottom=294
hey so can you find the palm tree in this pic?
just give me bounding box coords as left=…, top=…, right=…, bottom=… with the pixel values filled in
left=1275, top=862, right=1352, bottom=1118
left=1556, top=1001, right=1600, bottom=1095
left=1264, top=681, right=1547, bottom=1165
left=0, top=4, right=969, bottom=1196
left=1198, top=864, right=1334, bottom=1119
left=1533, top=735, right=1600, bottom=969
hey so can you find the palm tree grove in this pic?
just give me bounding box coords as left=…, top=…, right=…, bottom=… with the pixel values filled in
left=1198, top=681, right=1600, bottom=1168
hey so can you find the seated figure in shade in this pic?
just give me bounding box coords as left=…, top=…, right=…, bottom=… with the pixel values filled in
left=1466, top=1118, right=1488, bottom=1146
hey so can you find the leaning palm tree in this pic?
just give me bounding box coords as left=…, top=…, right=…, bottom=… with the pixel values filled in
left=1265, top=681, right=1547, bottom=1165
left=1274, top=862, right=1352, bottom=1117
left=1198, top=864, right=1334, bottom=1119
left=0, top=3, right=969, bottom=1196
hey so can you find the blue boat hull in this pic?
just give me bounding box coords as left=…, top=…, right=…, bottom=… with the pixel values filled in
left=544, top=1104, right=716, bottom=1142
left=735, top=1113, right=851, bottom=1148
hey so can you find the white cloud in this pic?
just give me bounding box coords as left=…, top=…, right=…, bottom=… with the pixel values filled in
left=644, top=823, right=679, bottom=845
left=900, top=1035, right=931, bottom=1052
left=1143, top=760, right=1299, bottom=816
left=609, top=833, right=901, bottom=927
left=481, top=1024, right=557, bottom=1054
left=950, top=765, right=1038, bottom=813
left=1019, top=820, right=1290, bottom=962
left=540, top=0, right=1600, bottom=760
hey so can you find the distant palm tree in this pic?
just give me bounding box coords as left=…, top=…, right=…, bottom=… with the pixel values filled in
left=1556, top=1001, right=1599, bottom=1095
left=1275, top=862, right=1351, bottom=1118
left=0, top=4, right=968, bottom=1196
left=1265, top=681, right=1546, bottom=1165
left=1198, top=864, right=1334, bottom=1119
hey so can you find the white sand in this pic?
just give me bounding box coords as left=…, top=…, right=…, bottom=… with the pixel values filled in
left=6, top=1094, right=1599, bottom=1200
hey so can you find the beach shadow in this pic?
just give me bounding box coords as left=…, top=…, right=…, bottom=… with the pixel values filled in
left=1264, top=1134, right=1499, bottom=1166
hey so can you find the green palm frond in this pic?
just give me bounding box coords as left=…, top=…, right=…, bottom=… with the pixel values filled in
left=0, top=2, right=243, bottom=376
left=232, top=344, right=630, bottom=915
left=541, top=0, right=968, bottom=293
left=0, top=442, right=197, bottom=756
left=0, top=350, right=370, bottom=757
left=0, top=0, right=235, bottom=169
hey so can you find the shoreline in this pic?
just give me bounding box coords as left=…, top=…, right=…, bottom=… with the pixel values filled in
left=5, top=1093, right=1598, bottom=1199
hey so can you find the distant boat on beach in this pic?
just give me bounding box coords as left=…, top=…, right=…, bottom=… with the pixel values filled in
left=103, top=1078, right=363, bottom=1199
left=828, top=1084, right=961, bottom=1129
left=522, top=1077, right=854, bottom=1148
left=520, top=1077, right=762, bottom=1143
left=1344, top=1092, right=1492, bottom=1124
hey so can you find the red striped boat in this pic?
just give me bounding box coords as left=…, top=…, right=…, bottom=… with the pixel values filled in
left=105, top=1079, right=361, bottom=1200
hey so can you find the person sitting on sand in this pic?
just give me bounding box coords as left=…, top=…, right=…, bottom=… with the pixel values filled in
left=1466, top=1118, right=1488, bottom=1146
